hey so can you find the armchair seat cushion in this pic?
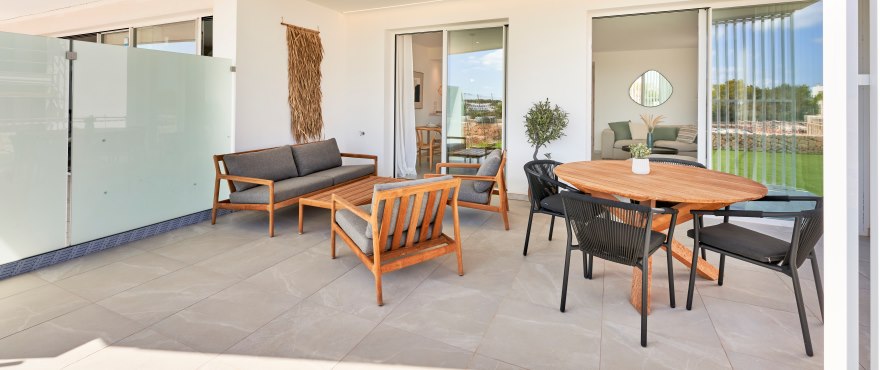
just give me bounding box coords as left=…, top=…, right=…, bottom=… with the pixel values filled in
left=309, top=165, right=374, bottom=185
left=336, top=205, right=436, bottom=255
left=290, top=139, right=343, bottom=176
left=229, top=176, right=332, bottom=204
left=223, top=147, right=299, bottom=191
left=539, top=193, right=565, bottom=214
left=687, top=223, right=790, bottom=264
left=653, top=140, right=697, bottom=152
left=453, top=180, right=491, bottom=204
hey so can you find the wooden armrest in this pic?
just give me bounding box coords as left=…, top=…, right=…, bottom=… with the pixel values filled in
left=425, top=173, right=495, bottom=182
left=341, top=153, right=378, bottom=161
left=333, top=195, right=372, bottom=222
left=219, top=174, right=274, bottom=186
left=434, top=162, right=480, bottom=174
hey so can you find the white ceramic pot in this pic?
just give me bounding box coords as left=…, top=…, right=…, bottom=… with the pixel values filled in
left=632, top=158, right=650, bottom=175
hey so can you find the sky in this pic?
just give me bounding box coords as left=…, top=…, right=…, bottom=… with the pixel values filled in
left=712, top=1, right=823, bottom=87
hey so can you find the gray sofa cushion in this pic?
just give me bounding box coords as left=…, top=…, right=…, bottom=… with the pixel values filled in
left=336, top=205, right=436, bottom=255
left=608, top=121, right=632, bottom=140
left=290, top=139, right=343, bottom=176
left=453, top=180, right=491, bottom=204
left=365, top=175, right=452, bottom=238
left=224, top=147, right=299, bottom=191
left=229, top=176, right=332, bottom=204
left=473, top=149, right=502, bottom=192
left=653, top=140, right=698, bottom=152
left=308, top=164, right=374, bottom=185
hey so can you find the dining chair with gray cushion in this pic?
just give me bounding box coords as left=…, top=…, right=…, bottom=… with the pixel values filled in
left=560, top=192, right=678, bottom=347
left=522, top=160, right=584, bottom=256
left=685, top=195, right=824, bottom=356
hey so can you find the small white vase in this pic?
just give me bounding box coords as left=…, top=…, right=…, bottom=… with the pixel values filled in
left=632, top=158, right=650, bottom=175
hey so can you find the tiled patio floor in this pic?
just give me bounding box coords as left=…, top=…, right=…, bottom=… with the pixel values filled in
left=0, top=200, right=824, bottom=369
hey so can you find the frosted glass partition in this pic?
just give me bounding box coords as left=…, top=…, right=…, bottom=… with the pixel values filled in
left=70, top=42, right=232, bottom=244
left=0, top=32, right=70, bottom=265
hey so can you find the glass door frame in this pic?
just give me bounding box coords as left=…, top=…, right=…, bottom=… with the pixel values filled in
left=391, top=21, right=508, bottom=177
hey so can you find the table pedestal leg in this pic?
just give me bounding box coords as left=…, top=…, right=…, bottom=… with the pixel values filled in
left=629, top=239, right=719, bottom=313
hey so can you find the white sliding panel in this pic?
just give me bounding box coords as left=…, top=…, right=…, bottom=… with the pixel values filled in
left=0, top=32, right=70, bottom=264
left=69, top=42, right=232, bottom=244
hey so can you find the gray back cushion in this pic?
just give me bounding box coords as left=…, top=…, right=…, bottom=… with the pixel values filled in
left=224, top=147, right=299, bottom=191
left=365, top=175, right=453, bottom=239
left=290, top=138, right=343, bottom=176
left=473, top=150, right=502, bottom=193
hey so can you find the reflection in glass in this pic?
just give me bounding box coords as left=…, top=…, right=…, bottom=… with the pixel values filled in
left=101, top=30, right=130, bottom=46
left=629, top=70, right=673, bottom=107
left=711, top=1, right=823, bottom=201
left=136, top=20, right=197, bottom=54
left=446, top=27, right=505, bottom=164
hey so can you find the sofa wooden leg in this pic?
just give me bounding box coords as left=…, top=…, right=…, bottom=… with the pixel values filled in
left=269, top=208, right=275, bottom=237
left=211, top=207, right=217, bottom=225
left=330, top=227, right=337, bottom=259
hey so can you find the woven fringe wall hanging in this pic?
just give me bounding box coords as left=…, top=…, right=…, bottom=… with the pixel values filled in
left=284, top=23, right=324, bottom=143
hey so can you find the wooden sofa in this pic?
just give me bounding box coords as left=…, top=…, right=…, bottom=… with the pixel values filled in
left=212, top=138, right=377, bottom=237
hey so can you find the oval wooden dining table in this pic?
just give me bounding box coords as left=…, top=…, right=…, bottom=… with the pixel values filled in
left=555, top=160, right=768, bottom=313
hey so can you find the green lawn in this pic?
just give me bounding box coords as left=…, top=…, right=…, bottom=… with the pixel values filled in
left=712, top=149, right=823, bottom=196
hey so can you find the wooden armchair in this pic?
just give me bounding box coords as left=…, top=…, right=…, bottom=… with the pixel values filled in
left=425, top=150, right=509, bottom=230
left=331, top=176, right=463, bottom=305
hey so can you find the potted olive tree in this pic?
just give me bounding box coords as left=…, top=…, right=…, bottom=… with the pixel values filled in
left=629, top=143, right=652, bottom=175
left=524, top=99, right=569, bottom=160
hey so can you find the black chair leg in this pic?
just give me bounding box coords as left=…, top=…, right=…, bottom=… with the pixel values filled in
left=717, top=255, right=726, bottom=286
left=666, top=246, right=675, bottom=308
left=686, top=242, right=701, bottom=310
left=560, top=245, right=573, bottom=312
left=791, top=273, right=814, bottom=356
left=701, top=247, right=706, bottom=260
left=810, top=254, right=824, bottom=318
left=641, top=265, right=648, bottom=347
left=581, top=251, right=589, bottom=279
left=523, top=210, right=535, bottom=256
left=549, top=216, right=556, bottom=241
left=588, top=255, right=594, bottom=279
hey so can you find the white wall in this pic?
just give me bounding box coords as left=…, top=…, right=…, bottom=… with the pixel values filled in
left=412, top=42, right=443, bottom=125
left=230, top=0, right=348, bottom=152
left=593, top=47, right=698, bottom=150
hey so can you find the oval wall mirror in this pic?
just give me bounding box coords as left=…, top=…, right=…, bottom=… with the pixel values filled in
left=629, top=70, right=673, bottom=107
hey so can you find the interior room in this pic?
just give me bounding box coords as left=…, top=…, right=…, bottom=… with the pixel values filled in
left=592, top=10, right=699, bottom=161
left=0, top=0, right=868, bottom=369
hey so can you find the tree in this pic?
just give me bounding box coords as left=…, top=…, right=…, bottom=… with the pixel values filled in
left=524, top=99, right=568, bottom=160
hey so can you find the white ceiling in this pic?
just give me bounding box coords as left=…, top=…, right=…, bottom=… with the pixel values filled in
left=593, top=11, right=698, bottom=53
left=0, top=0, right=110, bottom=22
left=305, top=0, right=446, bottom=13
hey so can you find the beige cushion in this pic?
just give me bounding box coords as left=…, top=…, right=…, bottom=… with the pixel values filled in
left=629, top=122, right=648, bottom=140
left=613, top=139, right=646, bottom=149
left=677, top=126, right=698, bottom=143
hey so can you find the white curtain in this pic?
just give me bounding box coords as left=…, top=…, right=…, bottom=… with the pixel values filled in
left=395, top=35, right=418, bottom=178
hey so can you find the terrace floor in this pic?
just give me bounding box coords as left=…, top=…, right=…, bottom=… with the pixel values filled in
left=0, top=200, right=825, bottom=369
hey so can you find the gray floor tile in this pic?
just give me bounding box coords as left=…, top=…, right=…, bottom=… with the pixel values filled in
left=0, top=284, right=89, bottom=339
left=55, top=252, right=187, bottom=302
left=338, top=324, right=473, bottom=369
left=0, top=273, right=47, bottom=300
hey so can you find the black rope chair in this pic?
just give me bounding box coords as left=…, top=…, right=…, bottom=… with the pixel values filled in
left=648, top=157, right=706, bottom=169
left=686, top=195, right=824, bottom=356
left=560, top=192, right=678, bottom=347
left=522, top=160, right=583, bottom=256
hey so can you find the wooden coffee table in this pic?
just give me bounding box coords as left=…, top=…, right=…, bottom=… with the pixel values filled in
left=298, top=176, right=405, bottom=234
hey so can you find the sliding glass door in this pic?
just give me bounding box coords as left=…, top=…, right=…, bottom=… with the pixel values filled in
left=710, top=1, right=823, bottom=199
left=444, top=27, right=506, bottom=164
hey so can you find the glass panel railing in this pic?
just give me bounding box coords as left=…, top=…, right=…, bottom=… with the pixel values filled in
left=0, top=32, right=70, bottom=264
left=69, top=41, right=232, bottom=244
